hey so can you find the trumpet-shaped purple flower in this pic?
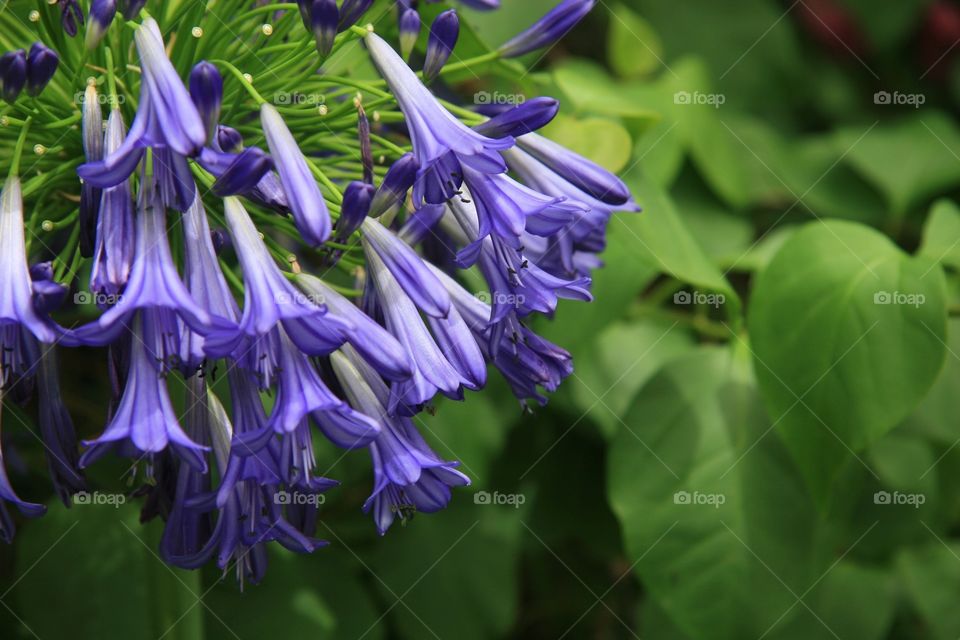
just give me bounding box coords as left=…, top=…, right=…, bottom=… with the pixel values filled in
left=0, top=177, right=57, bottom=387
left=423, top=9, right=459, bottom=81
left=203, top=197, right=347, bottom=374
left=90, top=109, right=134, bottom=298
left=296, top=273, right=413, bottom=382
left=77, top=19, right=206, bottom=196
left=364, top=32, right=513, bottom=204
left=498, top=0, right=595, bottom=58
left=260, top=103, right=331, bottom=245
left=79, top=312, right=210, bottom=471
left=331, top=347, right=469, bottom=534
left=516, top=132, right=631, bottom=205
left=66, top=174, right=216, bottom=363
left=364, top=244, right=483, bottom=412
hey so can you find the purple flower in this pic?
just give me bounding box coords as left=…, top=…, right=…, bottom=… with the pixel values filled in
left=59, top=0, right=84, bottom=38
left=79, top=84, right=104, bottom=257
left=364, top=31, right=513, bottom=204
left=90, top=110, right=134, bottom=298
left=368, top=152, right=419, bottom=218
left=334, top=180, right=374, bottom=243
left=196, top=146, right=273, bottom=197
left=77, top=19, right=206, bottom=192
left=0, top=446, right=45, bottom=543
left=331, top=347, right=469, bottom=534
left=498, top=0, right=595, bottom=58
left=338, top=0, right=374, bottom=30
left=516, top=132, right=631, bottom=205
left=35, top=342, right=87, bottom=505
left=25, top=42, right=59, bottom=97
left=66, top=174, right=216, bottom=362
left=459, top=0, right=500, bottom=9
left=473, top=97, right=559, bottom=138
left=179, top=194, right=240, bottom=374
left=260, top=103, right=331, bottom=245
left=79, top=312, right=210, bottom=471
left=423, top=9, right=459, bottom=81
left=120, top=0, right=146, bottom=20
left=296, top=273, right=413, bottom=382
left=203, top=197, right=347, bottom=376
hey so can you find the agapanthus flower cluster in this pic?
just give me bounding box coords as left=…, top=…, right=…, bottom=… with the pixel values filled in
left=0, top=0, right=631, bottom=582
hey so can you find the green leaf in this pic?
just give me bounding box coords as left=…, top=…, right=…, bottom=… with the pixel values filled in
left=623, top=167, right=742, bottom=318
left=13, top=500, right=204, bottom=640
left=749, top=220, right=948, bottom=504
left=607, top=3, right=663, bottom=78
left=552, top=58, right=661, bottom=126
left=919, top=199, right=960, bottom=271
left=898, top=542, right=960, bottom=640
left=569, top=318, right=696, bottom=438
left=839, top=112, right=960, bottom=216
left=364, top=502, right=521, bottom=640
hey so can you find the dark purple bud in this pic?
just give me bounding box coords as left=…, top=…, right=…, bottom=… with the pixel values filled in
left=0, top=50, right=27, bottom=104
left=296, top=0, right=313, bottom=31
left=338, top=0, right=374, bottom=31
left=59, top=0, right=85, bottom=38
left=30, top=263, right=68, bottom=313
left=423, top=9, right=459, bottom=81
left=120, top=0, right=147, bottom=20
left=311, top=0, right=339, bottom=56
left=211, top=228, right=231, bottom=255
left=336, top=180, right=375, bottom=242
left=473, top=97, right=559, bottom=138
left=398, top=8, right=421, bottom=60
left=369, top=153, right=419, bottom=217
left=189, top=61, right=223, bottom=141
left=459, top=0, right=500, bottom=9
left=498, top=0, right=595, bottom=58
left=85, top=0, right=117, bottom=49
left=217, top=125, right=244, bottom=153
left=211, top=147, right=274, bottom=197
left=25, top=43, right=59, bottom=97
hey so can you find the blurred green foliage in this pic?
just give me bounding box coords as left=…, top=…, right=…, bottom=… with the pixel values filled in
left=6, top=0, right=960, bottom=638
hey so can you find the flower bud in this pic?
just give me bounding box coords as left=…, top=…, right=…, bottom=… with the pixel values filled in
left=189, top=61, right=223, bottom=142
left=498, top=0, right=594, bottom=58
left=423, top=9, right=459, bottom=81
left=25, top=43, right=59, bottom=97
left=336, top=180, right=375, bottom=241
left=85, top=0, right=117, bottom=50
left=369, top=153, right=419, bottom=217
left=473, top=97, right=559, bottom=138
left=0, top=50, right=27, bottom=104
left=120, top=0, right=147, bottom=20
left=217, top=125, right=244, bottom=153
left=398, top=8, right=420, bottom=60
left=338, top=0, right=374, bottom=31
